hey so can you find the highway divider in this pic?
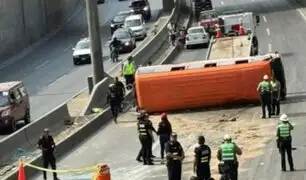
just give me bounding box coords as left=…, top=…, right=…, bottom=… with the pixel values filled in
left=0, top=103, right=70, bottom=168
left=1, top=2, right=192, bottom=179
left=82, top=0, right=182, bottom=115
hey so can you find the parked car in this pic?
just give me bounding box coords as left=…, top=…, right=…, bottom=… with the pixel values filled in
left=0, top=81, right=30, bottom=132
left=72, top=38, right=91, bottom=65
left=111, top=28, right=136, bottom=53
left=110, top=10, right=135, bottom=35
left=124, top=14, right=147, bottom=40
left=129, top=0, right=151, bottom=20
left=185, top=26, right=210, bottom=49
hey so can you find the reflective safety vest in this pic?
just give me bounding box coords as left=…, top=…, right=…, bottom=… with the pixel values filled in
left=221, top=143, right=235, bottom=161
left=138, top=120, right=148, bottom=136
left=278, top=123, right=290, bottom=138
left=260, top=81, right=270, bottom=93
left=270, top=81, right=280, bottom=92
left=168, top=142, right=182, bottom=161
left=199, top=147, right=210, bottom=163
left=123, top=62, right=135, bottom=75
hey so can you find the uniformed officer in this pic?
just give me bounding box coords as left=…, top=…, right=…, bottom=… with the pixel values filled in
left=193, top=135, right=211, bottom=180
left=257, top=74, right=272, bottom=118
left=106, top=84, right=120, bottom=123
left=37, top=128, right=60, bottom=180
left=122, top=56, right=136, bottom=90
left=165, top=133, right=185, bottom=180
left=277, top=114, right=294, bottom=171
left=270, top=76, right=281, bottom=115
left=217, top=134, right=242, bottom=180
left=137, top=112, right=154, bottom=165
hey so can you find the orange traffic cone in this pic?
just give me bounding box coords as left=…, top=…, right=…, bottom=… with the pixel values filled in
left=18, top=161, right=26, bottom=180
left=95, top=164, right=111, bottom=180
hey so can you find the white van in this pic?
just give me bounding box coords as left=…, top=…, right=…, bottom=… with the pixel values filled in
left=124, top=14, right=147, bottom=40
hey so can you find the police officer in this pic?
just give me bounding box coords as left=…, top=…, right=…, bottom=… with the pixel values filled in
left=165, top=133, right=185, bottom=180
left=193, top=135, right=211, bottom=180
left=37, top=128, right=60, bottom=180
left=137, top=112, right=154, bottom=165
left=217, top=134, right=242, bottom=180
left=107, top=83, right=120, bottom=123
left=277, top=114, right=294, bottom=171
left=122, top=56, right=136, bottom=90
left=114, top=77, right=125, bottom=112
left=270, top=76, right=281, bottom=115
left=257, top=74, right=272, bottom=118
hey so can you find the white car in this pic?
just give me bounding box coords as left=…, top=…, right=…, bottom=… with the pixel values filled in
left=124, top=14, right=147, bottom=40
left=72, top=38, right=91, bottom=65
left=185, top=26, right=210, bottom=49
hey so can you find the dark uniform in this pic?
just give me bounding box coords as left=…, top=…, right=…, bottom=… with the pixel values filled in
left=194, top=143, right=211, bottom=180
left=257, top=78, right=272, bottom=118
left=270, top=79, right=281, bottom=115
left=107, top=84, right=120, bottom=123
left=166, top=134, right=184, bottom=180
left=217, top=137, right=242, bottom=180
left=137, top=114, right=154, bottom=165
left=114, top=77, right=125, bottom=111
left=37, top=130, right=59, bottom=180
left=277, top=115, right=294, bottom=171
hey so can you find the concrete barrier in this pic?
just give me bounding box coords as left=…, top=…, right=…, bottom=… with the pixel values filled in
left=0, top=0, right=82, bottom=59
left=0, top=103, right=70, bottom=167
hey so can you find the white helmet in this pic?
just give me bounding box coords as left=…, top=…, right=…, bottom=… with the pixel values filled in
left=263, top=75, right=269, bottom=80
left=224, top=134, right=232, bottom=141
left=279, top=113, right=289, bottom=121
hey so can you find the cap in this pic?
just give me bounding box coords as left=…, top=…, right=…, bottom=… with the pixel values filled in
left=171, top=132, right=177, bottom=137
left=279, top=113, right=289, bottom=121
left=161, top=112, right=167, bottom=119
left=263, top=75, right=269, bottom=80
left=223, top=134, right=231, bottom=140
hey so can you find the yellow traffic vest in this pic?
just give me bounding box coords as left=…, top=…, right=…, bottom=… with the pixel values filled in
left=123, top=63, right=135, bottom=75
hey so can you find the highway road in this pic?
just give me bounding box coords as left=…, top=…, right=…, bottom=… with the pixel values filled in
left=33, top=0, right=306, bottom=179
left=0, top=0, right=162, bottom=126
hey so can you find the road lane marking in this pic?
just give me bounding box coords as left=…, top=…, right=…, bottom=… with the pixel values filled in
left=48, top=74, right=67, bottom=87
left=266, top=28, right=270, bottom=36
left=221, top=1, right=224, bottom=5
left=297, top=9, right=306, bottom=21
left=35, top=60, right=49, bottom=70
left=268, top=43, right=272, bottom=52
left=263, top=16, right=267, bottom=23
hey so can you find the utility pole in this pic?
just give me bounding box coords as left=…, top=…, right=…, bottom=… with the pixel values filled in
left=85, top=0, right=104, bottom=85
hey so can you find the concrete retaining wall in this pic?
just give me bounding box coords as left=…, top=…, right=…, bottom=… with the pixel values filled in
left=0, top=0, right=81, bottom=59
left=0, top=103, right=70, bottom=166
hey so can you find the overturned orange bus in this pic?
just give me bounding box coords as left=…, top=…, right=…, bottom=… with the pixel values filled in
left=135, top=54, right=286, bottom=113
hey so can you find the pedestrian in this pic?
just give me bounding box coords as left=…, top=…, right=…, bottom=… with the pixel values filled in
left=270, top=76, right=281, bottom=115
left=106, top=83, right=120, bottom=123
left=193, top=135, right=212, bottom=180
left=157, top=112, right=172, bottom=164
left=37, top=128, right=60, bottom=180
left=257, top=74, right=272, bottom=118
left=122, top=56, right=136, bottom=90
left=137, top=112, right=154, bottom=165
left=165, top=133, right=185, bottom=180
left=114, top=77, right=125, bottom=112
left=277, top=114, right=294, bottom=171
left=217, top=134, right=242, bottom=180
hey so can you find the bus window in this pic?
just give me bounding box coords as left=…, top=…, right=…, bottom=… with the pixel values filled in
left=235, top=60, right=248, bottom=64
left=171, top=66, right=185, bottom=71
left=204, top=63, right=217, bottom=67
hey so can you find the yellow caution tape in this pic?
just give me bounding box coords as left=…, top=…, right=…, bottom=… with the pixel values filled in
left=24, top=162, right=98, bottom=173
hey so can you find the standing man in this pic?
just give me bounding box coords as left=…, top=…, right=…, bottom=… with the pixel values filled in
left=257, top=74, right=272, bottom=118
left=122, top=56, right=136, bottom=90
left=157, top=112, right=172, bottom=164
left=137, top=112, right=154, bottom=165
left=270, top=76, right=281, bottom=115
left=217, top=134, right=242, bottom=180
left=277, top=114, right=294, bottom=171
left=114, top=77, right=125, bottom=112
left=193, top=135, right=212, bottom=180
left=165, top=133, right=185, bottom=180
left=107, top=84, right=120, bottom=123
left=37, top=128, right=60, bottom=180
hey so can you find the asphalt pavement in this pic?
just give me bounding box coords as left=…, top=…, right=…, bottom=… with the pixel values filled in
left=31, top=0, right=306, bottom=179
left=0, top=0, right=162, bottom=124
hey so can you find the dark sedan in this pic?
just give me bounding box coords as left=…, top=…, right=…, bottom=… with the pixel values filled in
left=110, top=10, right=134, bottom=35
left=111, top=28, right=136, bottom=53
